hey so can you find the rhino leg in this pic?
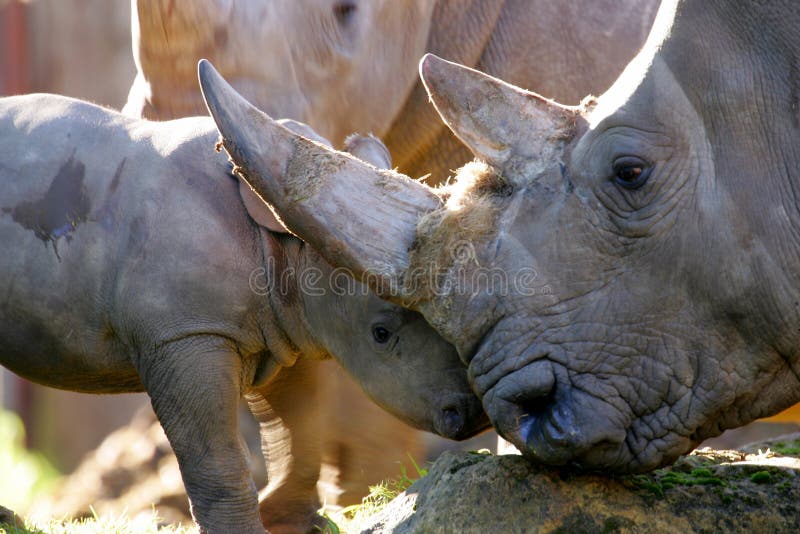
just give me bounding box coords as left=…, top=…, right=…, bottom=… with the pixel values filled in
left=248, top=358, right=327, bottom=533
left=138, top=337, right=262, bottom=534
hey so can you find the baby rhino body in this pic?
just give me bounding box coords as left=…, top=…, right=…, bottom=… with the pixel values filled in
left=0, top=94, right=485, bottom=533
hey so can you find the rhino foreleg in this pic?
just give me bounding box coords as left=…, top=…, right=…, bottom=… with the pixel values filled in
left=138, top=337, right=263, bottom=534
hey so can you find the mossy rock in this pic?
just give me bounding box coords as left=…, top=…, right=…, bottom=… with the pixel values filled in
left=360, top=434, right=800, bottom=533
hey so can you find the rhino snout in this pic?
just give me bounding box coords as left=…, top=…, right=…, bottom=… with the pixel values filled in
left=434, top=406, right=464, bottom=438
left=478, top=351, right=627, bottom=468
left=433, top=396, right=491, bottom=440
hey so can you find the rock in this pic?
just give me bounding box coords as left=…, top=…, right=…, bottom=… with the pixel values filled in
left=0, top=504, right=22, bottom=527
left=360, top=434, right=800, bottom=533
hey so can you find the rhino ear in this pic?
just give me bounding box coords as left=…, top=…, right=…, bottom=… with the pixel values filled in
left=344, top=134, right=393, bottom=170
left=129, top=0, right=235, bottom=118
left=198, top=60, right=441, bottom=296
left=419, top=54, right=581, bottom=183
left=237, top=181, right=289, bottom=234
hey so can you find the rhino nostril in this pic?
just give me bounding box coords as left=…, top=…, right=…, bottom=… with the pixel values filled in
left=519, top=387, right=556, bottom=417
left=438, top=406, right=464, bottom=438
left=516, top=383, right=557, bottom=443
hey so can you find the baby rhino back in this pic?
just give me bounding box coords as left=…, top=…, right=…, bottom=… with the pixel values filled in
left=0, top=94, right=263, bottom=391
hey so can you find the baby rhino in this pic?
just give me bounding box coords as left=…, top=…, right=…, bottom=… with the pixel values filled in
left=0, top=93, right=487, bottom=533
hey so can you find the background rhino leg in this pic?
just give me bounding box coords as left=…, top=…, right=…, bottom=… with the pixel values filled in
left=317, top=362, right=426, bottom=505
left=248, top=358, right=327, bottom=534
left=138, top=337, right=262, bottom=534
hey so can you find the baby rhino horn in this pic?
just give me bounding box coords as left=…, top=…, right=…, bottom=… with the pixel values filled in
left=198, top=59, right=442, bottom=299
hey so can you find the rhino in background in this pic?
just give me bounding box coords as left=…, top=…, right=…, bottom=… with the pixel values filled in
left=124, top=0, right=659, bottom=184
left=0, top=94, right=486, bottom=533
left=200, top=0, right=800, bottom=474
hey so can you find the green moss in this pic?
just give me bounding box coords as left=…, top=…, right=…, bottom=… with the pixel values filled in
left=749, top=471, right=772, bottom=484
left=629, top=475, right=665, bottom=498
left=768, top=440, right=800, bottom=456
left=628, top=463, right=730, bottom=498
left=660, top=470, right=726, bottom=487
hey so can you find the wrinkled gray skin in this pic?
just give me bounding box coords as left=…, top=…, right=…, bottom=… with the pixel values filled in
left=202, top=0, right=800, bottom=474
left=125, top=0, right=659, bottom=184
left=0, top=94, right=486, bottom=533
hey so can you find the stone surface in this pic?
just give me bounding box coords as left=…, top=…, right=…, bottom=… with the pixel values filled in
left=0, top=504, right=22, bottom=527
left=361, top=434, right=800, bottom=533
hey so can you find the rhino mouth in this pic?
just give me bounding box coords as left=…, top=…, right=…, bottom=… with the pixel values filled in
left=470, top=338, right=653, bottom=471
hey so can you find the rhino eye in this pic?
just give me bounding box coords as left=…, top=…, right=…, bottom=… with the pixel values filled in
left=333, top=1, right=357, bottom=25
left=372, top=325, right=392, bottom=344
left=613, top=156, right=651, bottom=190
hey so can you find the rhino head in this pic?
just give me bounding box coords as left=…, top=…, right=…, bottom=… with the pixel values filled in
left=198, top=0, right=800, bottom=473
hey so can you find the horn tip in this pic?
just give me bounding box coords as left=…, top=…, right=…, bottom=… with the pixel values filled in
left=419, top=53, right=446, bottom=85
left=197, top=58, right=220, bottom=93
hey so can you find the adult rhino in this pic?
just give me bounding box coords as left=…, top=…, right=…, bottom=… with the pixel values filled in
left=0, top=94, right=486, bottom=533
left=200, top=0, right=800, bottom=473
left=124, top=0, right=659, bottom=184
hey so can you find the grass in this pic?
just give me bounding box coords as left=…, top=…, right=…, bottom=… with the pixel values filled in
left=0, top=510, right=197, bottom=534
left=324, top=453, right=429, bottom=533
left=0, top=409, right=197, bottom=534
left=767, top=439, right=800, bottom=456
left=0, top=464, right=425, bottom=534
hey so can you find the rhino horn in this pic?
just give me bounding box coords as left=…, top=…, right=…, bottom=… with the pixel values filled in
left=419, top=54, right=583, bottom=183
left=198, top=59, right=442, bottom=297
